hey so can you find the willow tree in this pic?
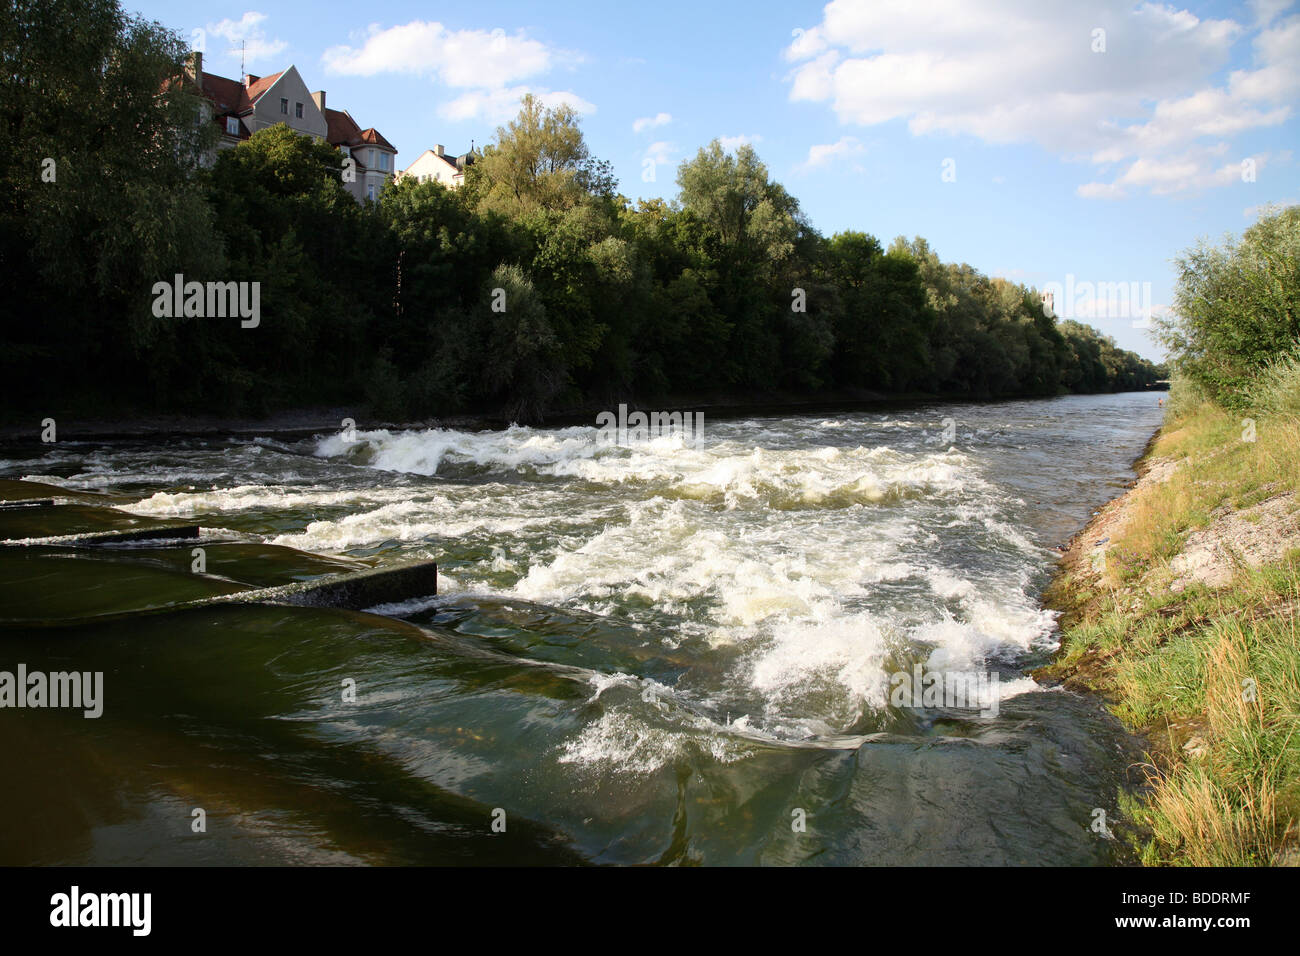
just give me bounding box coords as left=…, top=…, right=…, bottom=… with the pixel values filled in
left=1159, top=204, right=1300, bottom=406
left=474, top=94, right=612, bottom=217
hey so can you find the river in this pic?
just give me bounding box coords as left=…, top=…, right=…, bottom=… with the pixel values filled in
left=0, top=391, right=1164, bottom=864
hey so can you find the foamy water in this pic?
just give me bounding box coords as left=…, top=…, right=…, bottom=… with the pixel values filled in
left=108, top=410, right=1082, bottom=747
left=3, top=392, right=1165, bottom=864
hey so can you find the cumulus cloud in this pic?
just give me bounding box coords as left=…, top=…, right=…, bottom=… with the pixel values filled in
left=1076, top=182, right=1127, bottom=200
left=323, top=21, right=590, bottom=123
left=644, top=141, right=676, bottom=166
left=785, top=0, right=1299, bottom=197
left=205, top=12, right=287, bottom=68
left=323, top=22, right=552, bottom=83
left=717, top=133, right=763, bottom=151
left=800, top=135, right=865, bottom=170
left=633, top=112, right=672, bottom=133
left=440, top=87, right=595, bottom=124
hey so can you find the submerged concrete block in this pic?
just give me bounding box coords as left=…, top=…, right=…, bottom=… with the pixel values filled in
left=1, top=525, right=203, bottom=547
left=246, top=560, right=439, bottom=612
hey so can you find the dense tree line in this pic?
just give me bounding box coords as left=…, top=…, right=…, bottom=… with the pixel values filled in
left=1157, top=204, right=1300, bottom=409
left=1, top=1, right=1164, bottom=424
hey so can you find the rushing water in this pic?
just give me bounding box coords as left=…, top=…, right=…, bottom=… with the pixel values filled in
left=0, top=392, right=1164, bottom=865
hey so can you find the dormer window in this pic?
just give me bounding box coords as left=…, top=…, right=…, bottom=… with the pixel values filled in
left=280, top=97, right=288, bottom=115
left=226, top=116, right=239, bottom=135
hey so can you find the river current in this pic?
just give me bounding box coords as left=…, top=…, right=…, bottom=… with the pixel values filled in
left=0, top=391, right=1164, bottom=864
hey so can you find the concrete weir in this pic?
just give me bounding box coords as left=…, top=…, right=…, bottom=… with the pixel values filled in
left=1, top=525, right=203, bottom=547
left=0, top=499, right=55, bottom=510
left=235, top=560, right=439, bottom=613
left=0, top=477, right=439, bottom=621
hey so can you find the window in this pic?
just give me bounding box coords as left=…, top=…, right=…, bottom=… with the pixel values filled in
left=295, top=102, right=303, bottom=119
left=367, top=183, right=377, bottom=201
left=226, top=116, right=239, bottom=135
left=378, top=152, right=389, bottom=171
left=369, top=148, right=376, bottom=167
left=280, top=98, right=288, bottom=115
left=339, top=145, right=350, bottom=157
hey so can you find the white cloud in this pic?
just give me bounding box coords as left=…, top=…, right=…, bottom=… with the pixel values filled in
left=205, top=12, right=287, bottom=68
left=785, top=0, right=1300, bottom=198
left=1077, top=182, right=1127, bottom=200
left=799, top=136, right=865, bottom=170
left=323, top=21, right=591, bottom=123
left=717, top=133, right=762, bottom=151
left=1249, top=0, right=1295, bottom=27
left=644, top=141, right=676, bottom=166
left=324, top=22, right=552, bottom=85
left=633, top=112, right=672, bottom=133
left=440, top=87, right=595, bottom=124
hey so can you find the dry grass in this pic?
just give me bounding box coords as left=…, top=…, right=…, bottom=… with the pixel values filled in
left=1045, top=368, right=1300, bottom=866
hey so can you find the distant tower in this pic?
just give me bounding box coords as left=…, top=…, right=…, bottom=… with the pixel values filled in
left=1040, top=290, right=1055, bottom=314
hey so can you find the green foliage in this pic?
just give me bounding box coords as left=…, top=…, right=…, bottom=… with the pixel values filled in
left=1, top=8, right=1165, bottom=423
left=1, top=0, right=221, bottom=411
left=473, top=94, right=608, bottom=218
left=1159, top=204, right=1300, bottom=408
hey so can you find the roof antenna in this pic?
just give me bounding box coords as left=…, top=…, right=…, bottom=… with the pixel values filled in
left=240, top=40, right=246, bottom=79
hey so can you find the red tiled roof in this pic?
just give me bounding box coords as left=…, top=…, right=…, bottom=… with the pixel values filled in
left=244, top=71, right=285, bottom=104
left=196, top=70, right=394, bottom=157
left=201, top=72, right=250, bottom=114
left=358, top=128, right=395, bottom=151
left=324, top=107, right=364, bottom=147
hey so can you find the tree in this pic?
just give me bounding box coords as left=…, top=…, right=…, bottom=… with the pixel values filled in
left=0, top=0, right=221, bottom=412
left=1159, top=204, right=1300, bottom=406
left=473, top=94, right=609, bottom=217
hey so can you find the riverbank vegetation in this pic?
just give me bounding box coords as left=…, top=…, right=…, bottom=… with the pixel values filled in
left=1045, top=205, right=1300, bottom=865
left=1, top=0, right=1163, bottom=425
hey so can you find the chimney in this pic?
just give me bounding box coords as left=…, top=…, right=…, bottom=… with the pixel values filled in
left=311, top=90, right=325, bottom=112
left=185, top=50, right=203, bottom=86
left=243, top=73, right=258, bottom=89
left=433, top=144, right=444, bottom=157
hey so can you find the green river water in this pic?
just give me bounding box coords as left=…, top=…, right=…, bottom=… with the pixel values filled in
left=0, top=392, right=1164, bottom=864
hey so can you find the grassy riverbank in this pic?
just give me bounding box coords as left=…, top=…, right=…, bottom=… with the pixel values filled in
left=1042, top=357, right=1300, bottom=865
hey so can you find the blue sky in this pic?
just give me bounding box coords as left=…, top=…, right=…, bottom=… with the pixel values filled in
left=132, top=0, right=1300, bottom=360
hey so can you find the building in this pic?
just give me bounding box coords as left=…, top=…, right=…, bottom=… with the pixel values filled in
left=398, top=145, right=478, bottom=189
left=185, top=52, right=397, bottom=203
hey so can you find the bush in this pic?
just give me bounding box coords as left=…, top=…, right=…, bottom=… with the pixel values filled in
left=1244, top=348, right=1300, bottom=418
left=1159, top=205, right=1300, bottom=408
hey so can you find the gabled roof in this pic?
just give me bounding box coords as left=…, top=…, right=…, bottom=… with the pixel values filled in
left=201, top=72, right=251, bottom=115
left=324, top=108, right=394, bottom=152
left=324, top=107, right=362, bottom=147
left=196, top=67, right=395, bottom=157
left=244, top=70, right=286, bottom=104
left=416, top=149, right=460, bottom=170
